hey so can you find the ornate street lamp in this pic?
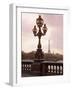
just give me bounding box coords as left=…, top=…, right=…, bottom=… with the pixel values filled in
left=32, top=15, right=48, bottom=59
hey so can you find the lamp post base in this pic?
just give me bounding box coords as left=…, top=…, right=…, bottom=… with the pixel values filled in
left=31, top=49, right=44, bottom=76
left=35, top=48, right=44, bottom=59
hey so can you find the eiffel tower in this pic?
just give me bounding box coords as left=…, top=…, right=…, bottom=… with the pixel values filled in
left=48, top=40, right=51, bottom=54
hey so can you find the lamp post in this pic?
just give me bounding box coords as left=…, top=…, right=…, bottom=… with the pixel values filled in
left=32, top=15, right=48, bottom=59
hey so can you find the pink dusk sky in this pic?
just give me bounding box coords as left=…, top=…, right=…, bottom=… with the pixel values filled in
left=22, top=13, right=63, bottom=54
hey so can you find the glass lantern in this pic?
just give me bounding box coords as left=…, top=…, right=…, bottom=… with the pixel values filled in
left=32, top=25, right=37, bottom=35
left=43, top=24, right=47, bottom=34
left=36, top=15, right=44, bottom=28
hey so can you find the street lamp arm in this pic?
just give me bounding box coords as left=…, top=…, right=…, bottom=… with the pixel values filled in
left=34, top=33, right=38, bottom=36
left=41, top=32, right=46, bottom=36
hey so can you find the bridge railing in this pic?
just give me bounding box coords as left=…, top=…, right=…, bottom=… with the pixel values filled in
left=22, top=60, right=63, bottom=76
left=41, top=62, right=63, bottom=75
left=22, top=61, right=33, bottom=73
